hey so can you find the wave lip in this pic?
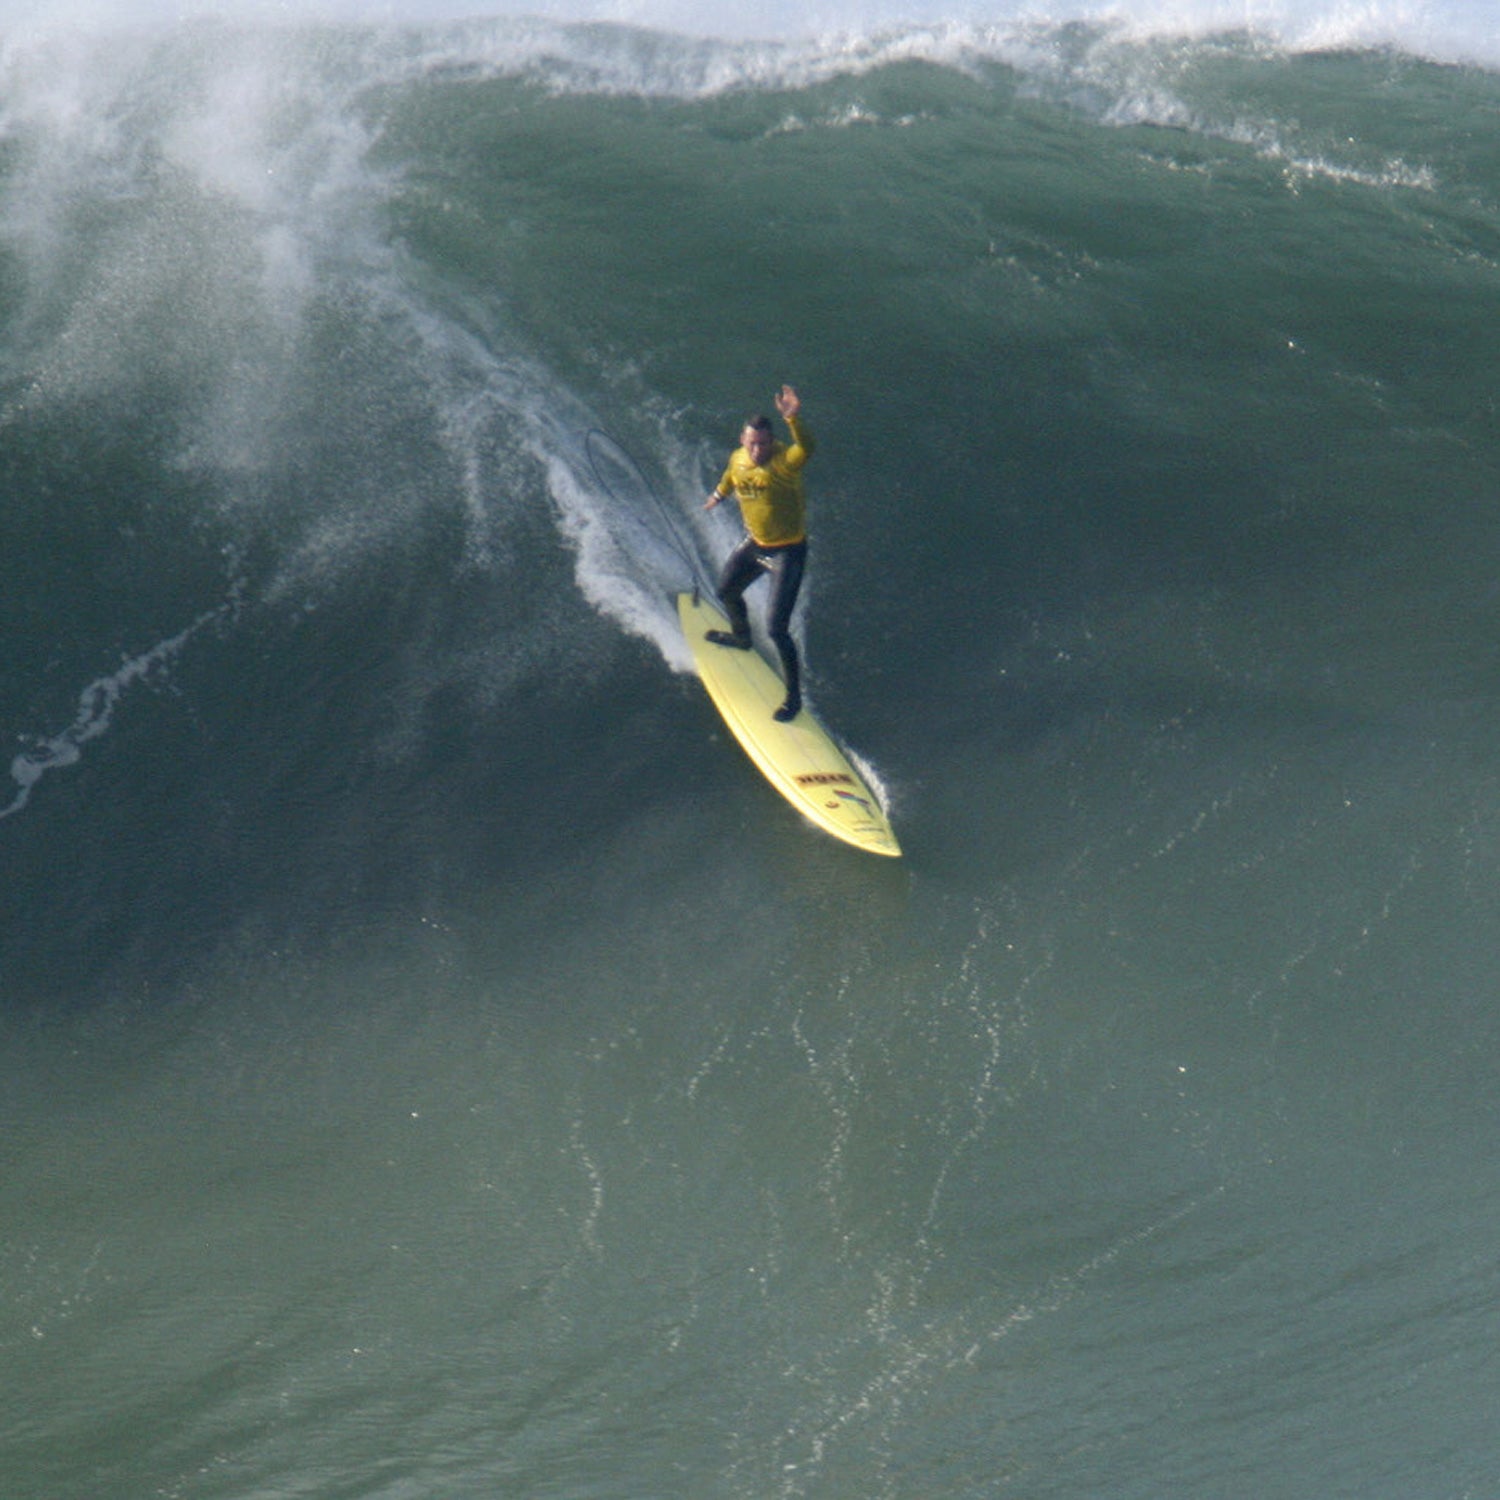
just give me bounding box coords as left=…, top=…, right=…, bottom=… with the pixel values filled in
left=4, top=0, right=1497, bottom=74
left=398, top=6, right=1500, bottom=89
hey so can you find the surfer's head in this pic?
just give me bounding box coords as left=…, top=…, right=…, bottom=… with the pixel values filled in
left=741, top=414, right=774, bottom=465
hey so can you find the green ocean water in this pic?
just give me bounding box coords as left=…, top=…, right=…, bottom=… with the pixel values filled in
left=2, top=15, right=1499, bottom=1497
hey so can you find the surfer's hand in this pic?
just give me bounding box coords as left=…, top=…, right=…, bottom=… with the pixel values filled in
left=704, top=491, right=724, bottom=509
left=775, top=385, right=800, bottom=419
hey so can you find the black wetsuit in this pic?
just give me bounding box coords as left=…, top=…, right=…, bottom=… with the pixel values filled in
left=715, top=536, right=807, bottom=708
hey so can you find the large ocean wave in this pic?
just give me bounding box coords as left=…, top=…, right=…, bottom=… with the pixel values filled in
left=2, top=0, right=1495, bottom=826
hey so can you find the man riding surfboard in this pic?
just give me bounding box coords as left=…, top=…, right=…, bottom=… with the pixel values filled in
left=703, top=385, right=814, bottom=723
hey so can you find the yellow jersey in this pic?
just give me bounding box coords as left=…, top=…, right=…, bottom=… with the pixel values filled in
left=715, top=416, right=815, bottom=548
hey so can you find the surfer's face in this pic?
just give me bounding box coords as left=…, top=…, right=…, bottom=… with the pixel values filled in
left=743, top=424, right=774, bottom=465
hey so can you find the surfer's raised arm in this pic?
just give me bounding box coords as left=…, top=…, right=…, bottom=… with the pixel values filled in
left=777, top=385, right=812, bottom=470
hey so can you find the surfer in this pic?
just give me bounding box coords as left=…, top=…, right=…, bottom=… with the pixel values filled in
left=703, top=385, right=814, bottom=723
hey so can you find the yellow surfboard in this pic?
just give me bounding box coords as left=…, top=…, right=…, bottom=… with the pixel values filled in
left=678, top=592, right=901, bottom=857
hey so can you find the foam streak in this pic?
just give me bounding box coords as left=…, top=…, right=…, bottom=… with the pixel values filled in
left=1, top=603, right=233, bottom=822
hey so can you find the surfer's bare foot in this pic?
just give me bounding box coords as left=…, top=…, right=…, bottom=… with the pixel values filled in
left=773, top=695, right=801, bottom=723
left=706, top=629, right=751, bottom=650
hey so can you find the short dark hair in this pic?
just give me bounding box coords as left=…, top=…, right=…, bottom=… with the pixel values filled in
left=744, top=413, right=773, bottom=433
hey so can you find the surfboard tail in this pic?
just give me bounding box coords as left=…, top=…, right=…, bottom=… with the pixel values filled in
left=676, top=592, right=901, bottom=857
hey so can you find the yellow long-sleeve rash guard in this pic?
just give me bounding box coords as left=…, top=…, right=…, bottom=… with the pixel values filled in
left=716, top=416, right=815, bottom=548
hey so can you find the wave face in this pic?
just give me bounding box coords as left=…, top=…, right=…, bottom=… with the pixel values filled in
left=4, top=12, right=1499, bottom=1499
